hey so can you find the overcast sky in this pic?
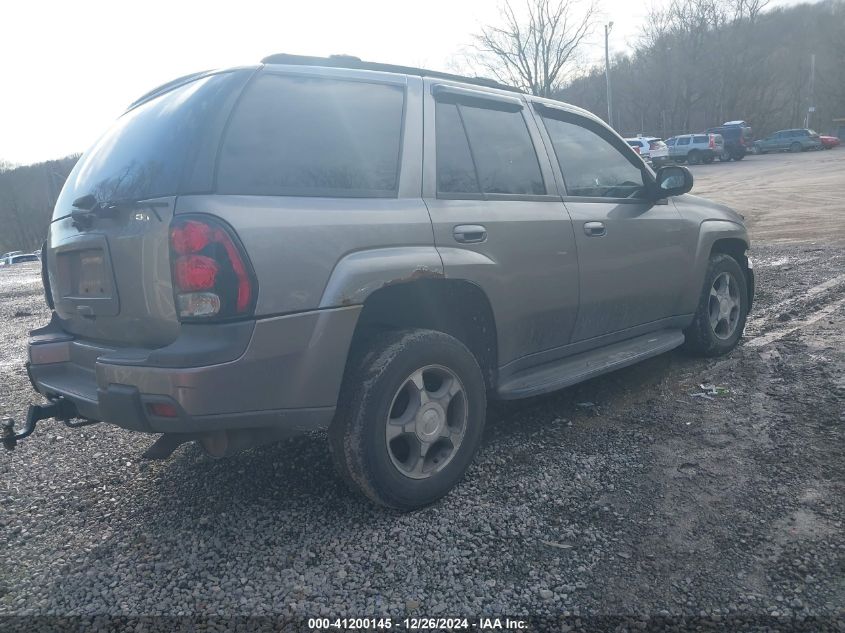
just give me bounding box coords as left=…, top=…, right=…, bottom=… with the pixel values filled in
left=1, top=0, right=807, bottom=165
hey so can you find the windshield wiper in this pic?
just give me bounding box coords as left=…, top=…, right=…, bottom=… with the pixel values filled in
left=71, top=194, right=169, bottom=228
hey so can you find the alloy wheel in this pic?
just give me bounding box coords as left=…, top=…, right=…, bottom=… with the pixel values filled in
left=385, top=365, right=468, bottom=480
left=708, top=272, right=741, bottom=339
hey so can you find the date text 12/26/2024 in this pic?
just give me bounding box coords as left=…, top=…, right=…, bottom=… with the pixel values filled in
left=308, top=617, right=528, bottom=630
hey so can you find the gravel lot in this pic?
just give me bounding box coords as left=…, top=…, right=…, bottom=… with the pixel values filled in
left=1, top=150, right=844, bottom=630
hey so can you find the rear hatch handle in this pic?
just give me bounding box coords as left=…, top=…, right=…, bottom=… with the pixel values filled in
left=70, top=194, right=169, bottom=229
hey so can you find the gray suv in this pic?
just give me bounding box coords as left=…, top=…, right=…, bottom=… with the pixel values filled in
left=666, top=133, right=725, bottom=164
left=11, top=55, right=754, bottom=509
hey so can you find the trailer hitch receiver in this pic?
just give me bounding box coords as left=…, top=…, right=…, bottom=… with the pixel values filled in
left=2, top=398, right=97, bottom=451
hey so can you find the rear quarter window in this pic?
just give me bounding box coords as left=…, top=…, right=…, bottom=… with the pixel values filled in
left=693, top=135, right=707, bottom=143
left=217, top=73, right=405, bottom=197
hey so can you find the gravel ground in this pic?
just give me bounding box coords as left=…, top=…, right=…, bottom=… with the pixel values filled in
left=1, top=153, right=844, bottom=630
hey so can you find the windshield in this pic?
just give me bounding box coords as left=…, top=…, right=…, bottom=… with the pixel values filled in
left=53, top=70, right=250, bottom=220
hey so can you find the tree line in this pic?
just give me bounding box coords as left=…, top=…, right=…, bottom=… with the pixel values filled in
left=0, top=156, right=78, bottom=253
left=556, top=0, right=845, bottom=139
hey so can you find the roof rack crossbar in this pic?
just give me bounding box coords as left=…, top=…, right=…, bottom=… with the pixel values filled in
left=260, top=53, right=522, bottom=94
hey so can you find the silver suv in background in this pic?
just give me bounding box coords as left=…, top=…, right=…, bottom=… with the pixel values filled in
left=12, top=54, right=754, bottom=510
left=666, top=133, right=725, bottom=164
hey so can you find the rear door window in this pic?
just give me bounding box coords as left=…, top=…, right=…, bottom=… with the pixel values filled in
left=435, top=102, right=481, bottom=194
left=434, top=98, right=545, bottom=196
left=218, top=73, right=405, bottom=197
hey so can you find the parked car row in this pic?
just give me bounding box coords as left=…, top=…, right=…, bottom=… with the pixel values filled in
left=626, top=120, right=838, bottom=169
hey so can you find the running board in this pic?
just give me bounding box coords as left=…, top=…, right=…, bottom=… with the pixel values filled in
left=497, top=329, right=685, bottom=400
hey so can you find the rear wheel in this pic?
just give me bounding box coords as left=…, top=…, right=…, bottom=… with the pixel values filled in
left=719, top=151, right=732, bottom=162
left=329, top=329, right=486, bottom=510
left=790, top=142, right=803, bottom=153
left=683, top=254, right=749, bottom=357
left=733, top=151, right=745, bottom=160
left=687, top=150, right=702, bottom=165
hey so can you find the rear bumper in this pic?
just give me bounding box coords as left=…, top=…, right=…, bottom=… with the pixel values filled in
left=27, top=307, right=360, bottom=435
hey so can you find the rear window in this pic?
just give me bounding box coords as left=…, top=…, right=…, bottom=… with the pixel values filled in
left=649, top=140, right=666, bottom=150
left=217, top=74, right=405, bottom=197
left=54, top=71, right=250, bottom=220
left=435, top=100, right=545, bottom=196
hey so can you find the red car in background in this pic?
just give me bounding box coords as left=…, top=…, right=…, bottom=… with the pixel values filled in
left=820, top=135, right=840, bottom=149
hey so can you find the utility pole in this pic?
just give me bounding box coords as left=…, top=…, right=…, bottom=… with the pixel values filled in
left=806, top=53, right=815, bottom=129
left=605, top=22, right=614, bottom=128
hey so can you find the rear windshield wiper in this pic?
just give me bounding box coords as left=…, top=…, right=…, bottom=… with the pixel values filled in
left=71, top=194, right=169, bottom=228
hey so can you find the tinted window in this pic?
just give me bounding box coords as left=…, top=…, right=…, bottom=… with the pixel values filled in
left=693, top=135, right=707, bottom=143
left=457, top=105, right=545, bottom=195
left=218, top=74, right=404, bottom=196
left=55, top=71, right=248, bottom=219
left=542, top=116, right=644, bottom=198
left=678, top=137, right=691, bottom=145
left=435, top=102, right=480, bottom=194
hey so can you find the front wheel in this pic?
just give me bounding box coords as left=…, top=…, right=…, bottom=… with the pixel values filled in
left=683, top=254, right=749, bottom=357
left=329, top=329, right=487, bottom=510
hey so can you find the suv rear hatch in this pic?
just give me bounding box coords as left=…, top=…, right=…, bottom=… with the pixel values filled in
left=46, top=69, right=254, bottom=348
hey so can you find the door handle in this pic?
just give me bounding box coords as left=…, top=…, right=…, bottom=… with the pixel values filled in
left=453, top=224, right=487, bottom=243
left=584, top=221, right=606, bottom=237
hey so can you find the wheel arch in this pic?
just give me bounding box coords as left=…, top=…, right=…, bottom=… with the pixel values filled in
left=341, top=278, right=499, bottom=395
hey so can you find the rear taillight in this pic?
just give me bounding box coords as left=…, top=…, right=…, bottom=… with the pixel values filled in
left=40, top=240, right=54, bottom=310
left=169, top=215, right=257, bottom=321
left=632, top=146, right=640, bottom=154
left=709, top=135, right=715, bottom=149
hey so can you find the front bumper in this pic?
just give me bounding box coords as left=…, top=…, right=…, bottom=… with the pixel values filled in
left=27, top=307, right=360, bottom=434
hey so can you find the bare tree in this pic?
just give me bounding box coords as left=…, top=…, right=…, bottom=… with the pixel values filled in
left=470, top=0, right=598, bottom=97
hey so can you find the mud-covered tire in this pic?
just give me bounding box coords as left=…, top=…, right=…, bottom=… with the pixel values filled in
left=683, top=253, right=749, bottom=357
left=328, top=329, right=486, bottom=510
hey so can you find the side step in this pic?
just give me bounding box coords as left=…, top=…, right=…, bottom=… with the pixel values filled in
left=497, top=329, right=685, bottom=400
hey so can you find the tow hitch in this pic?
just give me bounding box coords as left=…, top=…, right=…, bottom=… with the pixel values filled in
left=2, top=398, right=99, bottom=451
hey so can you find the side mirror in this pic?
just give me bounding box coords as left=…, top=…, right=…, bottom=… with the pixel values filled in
left=654, top=165, right=693, bottom=198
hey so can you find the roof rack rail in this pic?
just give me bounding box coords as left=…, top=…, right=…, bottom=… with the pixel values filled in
left=260, top=53, right=522, bottom=94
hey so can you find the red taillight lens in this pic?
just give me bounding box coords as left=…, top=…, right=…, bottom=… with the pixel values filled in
left=171, top=220, right=211, bottom=255
left=174, top=255, right=219, bottom=291
left=169, top=216, right=257, bottom=321
left=709, top=136, right=715, bottom=149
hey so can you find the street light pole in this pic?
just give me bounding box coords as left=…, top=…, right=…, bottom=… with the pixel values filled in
left=605, top=22, right=614, bottom=129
